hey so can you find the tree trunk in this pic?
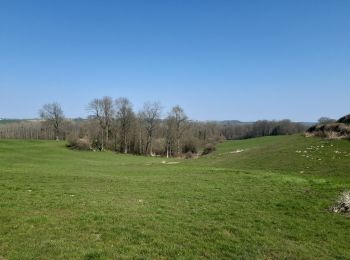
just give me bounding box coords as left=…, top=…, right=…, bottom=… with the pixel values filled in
left=101, top=130, right=104, bottom=151
left=177, top=139, right=180, bottom=155
left=124, top=135, right=127, bottom=154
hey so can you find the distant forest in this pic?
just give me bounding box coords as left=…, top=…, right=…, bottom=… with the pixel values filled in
left=0, top=97, right=307, bottom=157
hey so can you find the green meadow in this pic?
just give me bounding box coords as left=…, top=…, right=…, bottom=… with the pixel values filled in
left=0, top=135, right=349, bottom=259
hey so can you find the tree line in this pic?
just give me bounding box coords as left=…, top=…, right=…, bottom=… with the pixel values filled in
left=0, top=97, right=306, bottom=157
left=221, top=120, right=306, bottom=140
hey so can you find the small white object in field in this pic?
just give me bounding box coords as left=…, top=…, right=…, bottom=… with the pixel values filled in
left=230, top=149, right=244, bottom=154
left=300, top=171, right=304, bottom=173
left=138, top=199, right=143, bottom=203
left=331, top=191, right=350, bottom=213
left=27, top=190, right=32, bottom=192
left=70, top=194, right=75, bottom=197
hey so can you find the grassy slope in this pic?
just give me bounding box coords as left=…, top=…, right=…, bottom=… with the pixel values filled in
left=0, top=136, right=349, bottom=259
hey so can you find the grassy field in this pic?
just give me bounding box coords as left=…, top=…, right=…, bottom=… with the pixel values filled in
left=0, top=135, right=349, bottom=259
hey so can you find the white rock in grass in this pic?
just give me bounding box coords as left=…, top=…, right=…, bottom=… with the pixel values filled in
left=331, top=191, right=350, bottom=213
left=230, top=149, right=244, bottom=154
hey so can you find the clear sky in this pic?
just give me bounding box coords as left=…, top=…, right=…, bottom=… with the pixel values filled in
left=0, top=0, right=349, bottom=121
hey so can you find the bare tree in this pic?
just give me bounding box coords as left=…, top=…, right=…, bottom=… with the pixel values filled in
left=168, top=105, right=188, bottom=155
left=318, top=117, right=336, bottom=124
left=164, top=117, right=173, bottom=158
left=136, top=112, right=145, bottom=155
left=39, top=102, right=65, bottom=140
left=140, top=102, right=162, bottom=155
left=115, top=97, right=134, bottom=153
left=87, top=96, right=114, bottom=150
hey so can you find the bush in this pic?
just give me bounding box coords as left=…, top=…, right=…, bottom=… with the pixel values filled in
left=91, top=138, right=103, bottom=151
left=306, top=123, right=350, bottom=139
left=152, top=138, right=166, bottom=155
left=182, top=139, right=198, bottom=154
left=202, top=143, right=216, bottom=155
left=185, top=151, right=194, bottom=159
left=67, top=136, right=91, bottom=150
left=337, top=114, right=350, bottom=125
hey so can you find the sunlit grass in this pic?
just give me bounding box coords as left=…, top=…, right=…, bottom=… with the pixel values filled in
left=0, top=136, right=349, bottom=259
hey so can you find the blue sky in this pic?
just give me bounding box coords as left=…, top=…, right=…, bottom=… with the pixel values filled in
left=0, top=0, right=349, bottom=121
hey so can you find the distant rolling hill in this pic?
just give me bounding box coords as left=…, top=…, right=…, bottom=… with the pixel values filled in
left=0, top=119, right=25, bottom=125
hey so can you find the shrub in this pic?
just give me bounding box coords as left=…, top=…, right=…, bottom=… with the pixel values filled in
left=185, top=151, right=194, bottom=159
left=337, top=114, right=350, bottom=125
left=91, top=138, right=103, bottom=151
left=306, top=123, right=350, bottom=139
left=67, top=136, right=91, bottom=150
left=152, top=138, right=166, bottom=155
left=202, top=143, right=216, bottom=155
left=182, top=139, right=198, bottom=154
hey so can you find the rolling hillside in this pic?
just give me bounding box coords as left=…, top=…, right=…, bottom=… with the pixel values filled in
left=0, top=135, right=349, bottom=259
